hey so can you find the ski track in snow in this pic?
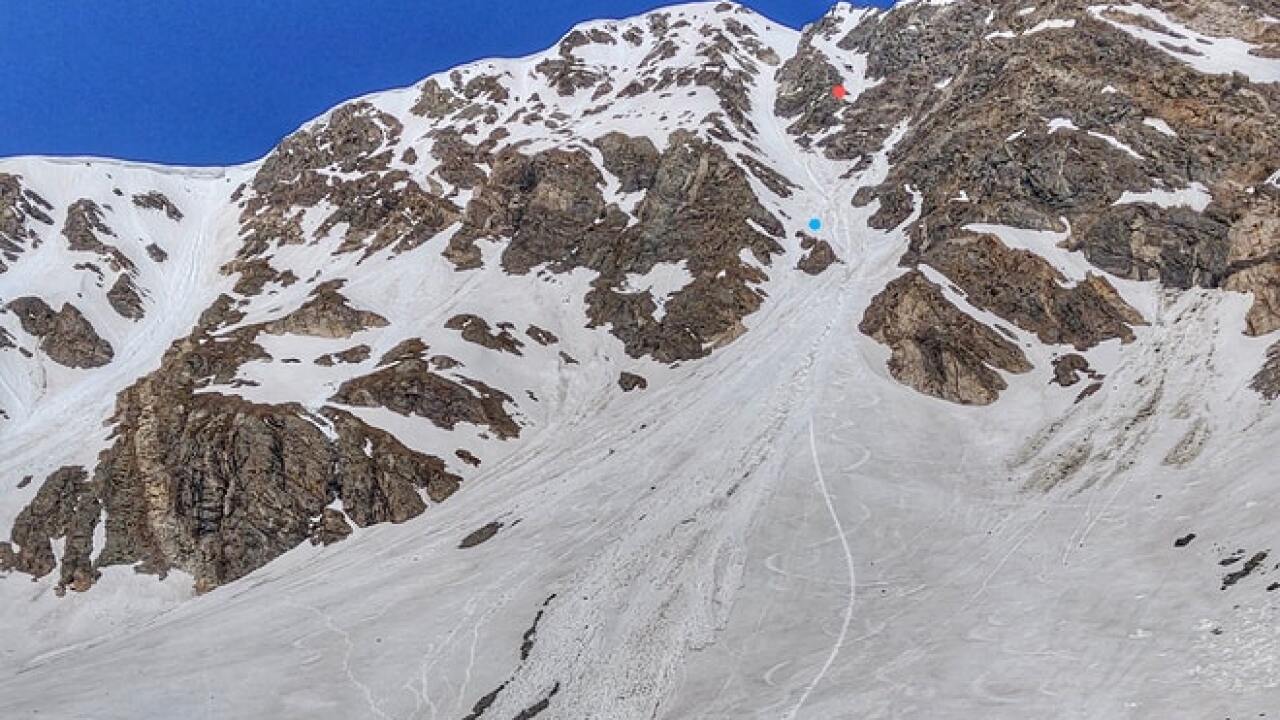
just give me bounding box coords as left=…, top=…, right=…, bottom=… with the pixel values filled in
left=781, top=421, right=860, bottom=720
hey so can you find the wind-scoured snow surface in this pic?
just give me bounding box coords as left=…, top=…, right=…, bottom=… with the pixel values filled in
left=2, top=2, right=1279, bottom=718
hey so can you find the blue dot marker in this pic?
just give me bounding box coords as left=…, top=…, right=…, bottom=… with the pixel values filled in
left=808, top=218, right=822, bottom=231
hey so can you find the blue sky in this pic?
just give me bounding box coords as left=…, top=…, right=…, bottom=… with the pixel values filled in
left=0, top=1, right=891, bottom=166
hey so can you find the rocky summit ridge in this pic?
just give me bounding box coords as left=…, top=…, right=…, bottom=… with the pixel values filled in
left=1, top=1, right=1280, bottom=717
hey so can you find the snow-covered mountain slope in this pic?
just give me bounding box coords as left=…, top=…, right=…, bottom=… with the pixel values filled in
left=2, top=0, right=1279, bottom=717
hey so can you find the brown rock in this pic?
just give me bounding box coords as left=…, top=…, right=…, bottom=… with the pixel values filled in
left=262, top=280, right=388, bottom=338
left=446, top=313, right=525, bottom=355
left=62, top=199, right=134, bottom=273
left=593, top=132, right=660, bottom=193
left=107, top=274, right=146, bottom=320
left=332, top=359, right=520, bottom=439
left=923, top=233, right=1144, bottom=350
left=315, top=344, right=372, bottom=366
left=458, top=521, right=503, bottom=549
left=310, top=509, right=353, bottom=546
left=0, top=173, right=55, bottom=273
left=1051, top=353, right=1092, bottom=387
left=131, top=191, right=184, bottom=221
left=7, top=467, right=100, bottom=592
left=378, top=338, right=430, bottom=366
left=797, top=235, right=838, bottom=275
left=7, top=297, right=114, bottom=368
left=618, top=372, right=648, bottom=391
left=525, top=325, right=559, bottom=346
left=860, top=271, right=1032, bottom=405
left=1252, top=340, right=1280, bottom=400
left=145, top=243, right=168, bottom=263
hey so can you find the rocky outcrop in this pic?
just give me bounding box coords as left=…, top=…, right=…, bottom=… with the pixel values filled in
left=444, top=128, right=785, bottom=363
left=583, top=131, right=786, bottom=362
left=921, top=233, right=1144, bottom=350
left=593, top=133, right=660, bottom=193
left=0, top=467, right=99, bottom=594
left=446, top=314, right=525, bottom=355
left=107, top=274, right=146, bottom=320
left=332, top=359, right=520, bottom=440
left=0, top=276, right=468, bottom=591
left=860, top=271, right=1033, bottom=405
left=798, top=0, right=1279, bottom=399
left=261, top=280, right=389, bottom=338
left=1221, top=193, right=1280, bottom=336
left=89, top=386, right=460, bottom=591
left=63, top=199, right=134, bottom=273
left=1252, top=340, right=1280, bottom=400
left=797, top=235, right=837, bottom=275
left=6, top=297, right=114, bottom=368
left=447, top=145, right=609, bottom=273
left=1051, top=353, right=1097, bottom=387
left=0, top=173, right=54, bottom=272
left=314, top=344, right=372, bottom=366
left=132, top=191, right=184, bottom=221
left=618, top=372, right=648, bottom=391
left=774, top=43, right=845, bottom=143
left=525, top=325, right=559, bottom=346
left=310, top=509, right=353, bottom=546
left=238, top=101, right=461, bottom=273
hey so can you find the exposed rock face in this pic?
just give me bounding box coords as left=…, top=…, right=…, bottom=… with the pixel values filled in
left=447, top=145, right=609, bottom=273
left=618, top=372, right=649, bottom=391
left=132, top=191, right=184, bottom=221
left=831, top=0, right=1278, bottom=397
left=920, top=233, right=1144, bottom=350
left=525, top=325, right=559, bottom=346
left=593, top=132, right=660, bottom=193
left=236, top=101, right=462, bottom=287
left=797, top=235, right=837, bottom=275
left=1, top=268, right=470, bottom=590
left=0, top=173, right=55, bottom=272
left=860, top=271, right=1033, bottom=405
left=41, top=313, right=466, bottom=592
left=0, top=467, right=99, bottom=593
left=91, top=386, right=460, bottom=590
left=332, top=359, right=520, bottom=440
left=1222, top=193, right=1280, bottom=336
left=447, top=314, right=526, bottom=355
left=774, top=43, right=845, bottom=142
left=1051, top=353, right=1098, bottom=387
left=107, top=274, right=146, bottom=320
left=314, top=344, right=372, bottom=366
left=310, top=509, right=353, bottom=546
left=1252, top=340, right=1280, bottom=400
left=261, top=281, right=389, bottom=338
left=584, top=131, right=785, bottom=362
left=6, top=297, right=114, bottom=368
left=442, top=128, right=786, bottom=363
left=63, top=199, right=134, bottom=273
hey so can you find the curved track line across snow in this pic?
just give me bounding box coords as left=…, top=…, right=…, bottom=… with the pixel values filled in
left=781, top=421, right=859, bottom=720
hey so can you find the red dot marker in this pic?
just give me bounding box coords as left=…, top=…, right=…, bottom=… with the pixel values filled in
left=832, top=84, right=848, bottom=100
